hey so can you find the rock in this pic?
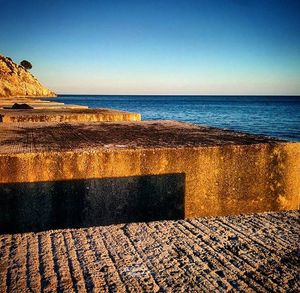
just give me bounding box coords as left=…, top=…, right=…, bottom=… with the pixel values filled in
left=11, top=103, right=34, bottom=109
left=0, top=54, right=56, bottom=98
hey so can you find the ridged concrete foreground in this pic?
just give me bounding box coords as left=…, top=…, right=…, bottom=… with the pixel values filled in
left=0, top=211, right=299, bottom=292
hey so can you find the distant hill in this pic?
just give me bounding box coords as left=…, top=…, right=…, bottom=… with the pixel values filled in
left=0, top=54, right=56, bottom=98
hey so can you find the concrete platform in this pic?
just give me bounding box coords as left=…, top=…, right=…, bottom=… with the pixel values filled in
left=0, top=211, right=299, bottom=292
left=0, top=108, right=141, bottom=123
left=0, top=98, right=62, bottom=108
left=0, top=98, right=53, bottom=104
left=0, top=120, right=299, bottom=232
left=0, top=98, right=88, bottom=110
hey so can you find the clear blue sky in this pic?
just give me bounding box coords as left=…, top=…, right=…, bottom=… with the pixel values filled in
left=1, top=0, right=299, bottom=95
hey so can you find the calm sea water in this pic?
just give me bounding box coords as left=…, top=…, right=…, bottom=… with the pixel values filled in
left=53, top=95, right=300, bottom=141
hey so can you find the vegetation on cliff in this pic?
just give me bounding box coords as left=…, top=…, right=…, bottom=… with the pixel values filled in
left=0, top=54, right=56, bottom=98
left=20, top=60, right=33, bottom=70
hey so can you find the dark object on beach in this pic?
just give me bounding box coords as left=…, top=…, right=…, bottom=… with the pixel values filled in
left=11, top=103, right=33, bottom=109
left=228, top=235, right=239, bottom=241
left=20, top=60, right=32, bottom=70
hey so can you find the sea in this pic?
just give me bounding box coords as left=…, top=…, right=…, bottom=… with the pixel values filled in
left=53, top=95, right=300, bottom=141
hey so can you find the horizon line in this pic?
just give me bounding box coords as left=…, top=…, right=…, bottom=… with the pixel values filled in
left=56, top=93, right=300, bottom=97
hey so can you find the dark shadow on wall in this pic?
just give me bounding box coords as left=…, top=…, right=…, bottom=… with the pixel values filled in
left=0, top=173, right=185, bottom=234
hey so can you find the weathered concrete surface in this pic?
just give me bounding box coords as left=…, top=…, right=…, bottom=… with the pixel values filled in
left=0, top=99, right=88, bottom=110
left=0, top=211, right=299, bottom=292
left=0, top=108, right=141, bottom=123
left=0, top=121, right=299, bottom=227
left=0, top=98, right=54, bottom=104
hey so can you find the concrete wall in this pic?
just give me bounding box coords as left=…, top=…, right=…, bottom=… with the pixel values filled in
left=0, top=141, right=299, bottom=233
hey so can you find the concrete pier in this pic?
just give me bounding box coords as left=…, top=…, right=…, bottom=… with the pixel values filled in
left=0, top=98, right=141, bottom=122
left=0, top=108, right=141, bottom=123
left=0, top=120, right=299, bottom=232
left=0, top=98, right=87, bottom=110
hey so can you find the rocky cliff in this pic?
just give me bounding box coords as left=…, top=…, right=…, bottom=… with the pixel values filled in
left=0, top=55, right=56, bottom=98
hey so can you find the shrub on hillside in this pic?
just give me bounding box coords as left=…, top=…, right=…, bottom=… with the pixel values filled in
left=20, top=60, right=32, bottom=70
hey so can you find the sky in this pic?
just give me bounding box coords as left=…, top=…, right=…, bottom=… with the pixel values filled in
left=0, top=0, right=299, bottom=95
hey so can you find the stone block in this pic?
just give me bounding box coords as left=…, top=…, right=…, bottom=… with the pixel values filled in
left=0, top=120, right=299, bottom=231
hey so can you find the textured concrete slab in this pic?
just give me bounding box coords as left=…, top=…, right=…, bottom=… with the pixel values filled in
left=2, top=103, right=88, bottom=110
left=0, top=211, right=299, bottom=292
left=0, top=108, right=141, bottom=123
left=1, top=101, right=64, bottom=107
left=0, top=120, right=299, bottom=227
left=17, top=104, right=89, bottom=109
left=0, top=98, right=88, bottom=110
left=0, top=98, right=62, bottom=107
left=0, top=98, right=53, bottom=104
left=0, top=120, right=290, bottom=153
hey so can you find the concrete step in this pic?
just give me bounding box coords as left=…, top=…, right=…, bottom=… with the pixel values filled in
left=0, top=98, right=88, bottom=110
left=0, top=120, right=298, bottom=233
left=0, top=108, right=141, bottom=123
